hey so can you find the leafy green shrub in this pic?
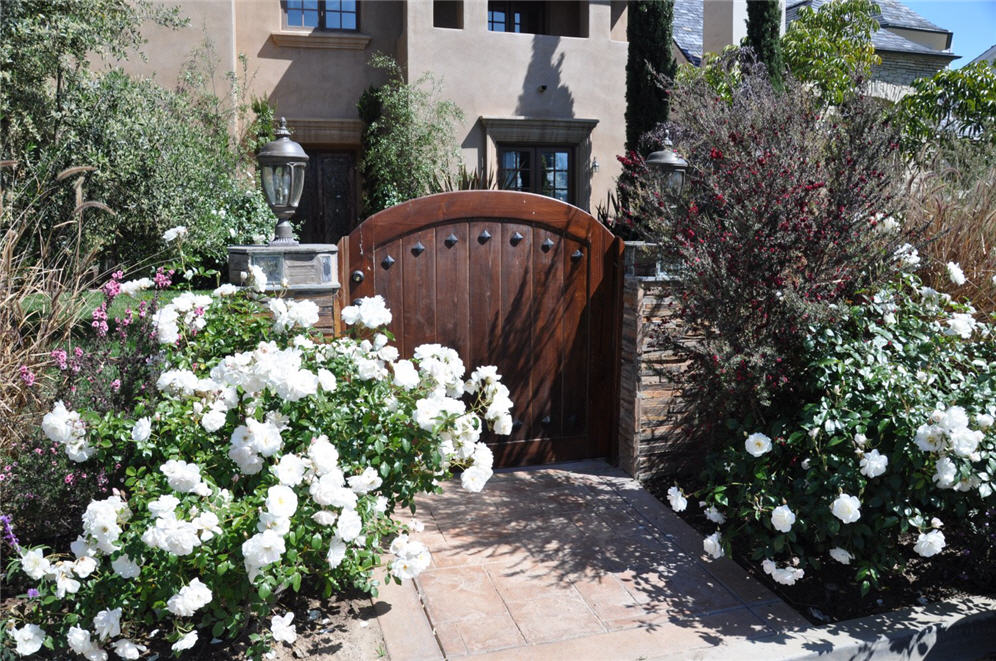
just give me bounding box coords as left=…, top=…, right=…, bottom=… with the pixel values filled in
left=676, top=273, right=995, bottom=594
left=1, top=0, right=273, bottom=274
left=357, top=55, right=463, bottom=215
left=1, top=275, right=511, bottom=659
left=896, top=61, right=996, bottom=156
left=781, top=0, right=880, bottom=105
left=54, top=69, right=274, bottom=269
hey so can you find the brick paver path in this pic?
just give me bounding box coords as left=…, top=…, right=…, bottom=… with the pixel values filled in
left=374, top=461, right=808, bottom=660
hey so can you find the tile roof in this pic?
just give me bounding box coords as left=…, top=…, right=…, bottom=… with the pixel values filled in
left=676, top=0, right=955, bottom=62
left=672, top=0, right=704, bottom=65
left=969, top=44, right=996, bottom=66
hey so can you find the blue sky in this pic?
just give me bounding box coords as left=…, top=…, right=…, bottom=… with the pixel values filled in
left=902, top=0, right=996, bottom=67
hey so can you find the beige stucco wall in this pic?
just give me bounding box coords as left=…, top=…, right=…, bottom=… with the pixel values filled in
left=403, top=0, right=627, bottom=211
left=98, top=0, right=236, bottom=90
left=112, top=0, right=629, bottom=213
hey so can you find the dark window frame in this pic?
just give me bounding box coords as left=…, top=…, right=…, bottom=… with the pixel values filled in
left=497, top=144, right=574, bottom=205
left=281, top=0, right=359, bottom=32
left=487, top=1, right=544, bottom=34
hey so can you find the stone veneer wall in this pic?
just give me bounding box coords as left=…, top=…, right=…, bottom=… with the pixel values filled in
left=617, top=246, right=693, bottom=481
left=872, top=52, right=949, bottom=87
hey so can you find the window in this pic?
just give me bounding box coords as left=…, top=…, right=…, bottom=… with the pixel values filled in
left=283, top=0, right=357, bottom=31
left=499, top=146, right=572, bottom=203
left=487, top=1, right=543, bottom=33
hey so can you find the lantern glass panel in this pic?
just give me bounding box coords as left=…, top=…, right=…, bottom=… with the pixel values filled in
left=289, top=162, right=307, bottom=208
left=262, top=164, right=293, bottom=207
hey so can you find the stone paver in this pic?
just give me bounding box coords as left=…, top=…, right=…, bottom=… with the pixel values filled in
left=372, top=460, right=996, bottom=660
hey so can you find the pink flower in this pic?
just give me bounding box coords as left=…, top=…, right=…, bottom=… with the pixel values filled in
left=18, top=365, right=35, bottom=386
left=51, top=349, right=68, bottom=370
left=111, top=379, right=121, bottom=392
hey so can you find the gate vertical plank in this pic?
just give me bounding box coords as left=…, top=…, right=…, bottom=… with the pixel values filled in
left=468, top=220, right=502, bottom=370
left=377, top=234, right=405, bottom=348
left=560, top=235, right=589, bottom=443
left=435, top=223, right=470, bottom=365
left=530, top=227, right=564, bottom=446
left=499, top=222, right=533, bottom=444
left=401, top=229, right=437, bottom=356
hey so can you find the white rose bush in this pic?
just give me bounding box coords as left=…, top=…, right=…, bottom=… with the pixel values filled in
left=671, top=274, right=995, bottom=595
left=2, top=282, right=512, bottom=658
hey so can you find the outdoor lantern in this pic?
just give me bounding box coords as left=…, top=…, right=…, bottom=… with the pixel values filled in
left=646, top=130, right=688, bottom=194
left=257, top=117, right=309, bottom=245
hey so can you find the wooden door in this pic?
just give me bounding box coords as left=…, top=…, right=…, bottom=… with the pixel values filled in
left=339, top=191, right=623, bottom=468
left=296, top=151, right=357, bottom=244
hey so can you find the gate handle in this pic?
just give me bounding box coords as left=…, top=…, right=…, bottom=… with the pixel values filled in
left=351, top=270, right=364, bottom=284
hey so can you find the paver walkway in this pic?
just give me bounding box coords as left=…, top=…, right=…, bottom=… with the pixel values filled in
left=372, top=460, right=809, bottom=660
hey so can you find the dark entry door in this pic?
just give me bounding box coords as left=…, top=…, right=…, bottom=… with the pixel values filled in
left=296, top=151, right=356, bottom=244
left=339, top=191, right=624, bottom=468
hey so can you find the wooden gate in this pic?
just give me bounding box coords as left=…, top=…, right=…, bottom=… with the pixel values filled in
left=338, top=191, right=623, bottom=468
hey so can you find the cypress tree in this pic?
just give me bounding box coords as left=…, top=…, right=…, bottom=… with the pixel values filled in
left=747, top=0, right=784, bottom=89
left=625, top=0, right=676, bottom=153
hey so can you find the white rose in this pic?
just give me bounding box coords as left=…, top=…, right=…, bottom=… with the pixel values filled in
left=20, top=548, right=51, bottom=580
left=336, top=509, right=363, bottom=542
left=946, top=261, right=966, bottom=286
left=111, top=554, right=141, bottom=579
left=829, top=547, right=853, bottom=565
left=172, top=631, right=198, bottom=653
left=702, top=531, right=724, bottom=559
left=859, top=449, right=888, bottom=478
left=913, top=530, right=945, bottom=558
left=131, top=417, right=152, bottom=443
left=770, top=505, right=796, bottom=533
left=460, top=465, right=493, bottom=493
left=93, top=607, right=122, bottom=641
left=745, top=432, right=772, bottom=457
left=111, top=639, right=147, bottom=659
left=666, top=486, right=687, bottom=512
left=12, top=623, right=45, bottom=656
left=271, top=612, right=297, bottom=644
left=326, top=536, right=347, bottom=568
left=830, top=494, right=861, bottom=524
left=266, top=484, right=299, bottom=518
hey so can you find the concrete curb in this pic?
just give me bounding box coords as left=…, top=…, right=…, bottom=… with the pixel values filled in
left=649, top=595, right=996, bottom=661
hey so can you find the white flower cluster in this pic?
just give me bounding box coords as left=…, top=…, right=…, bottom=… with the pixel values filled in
left=152, top=291, right=213, bottom=344
left=858, top=448, right=888, bottom=479
left=389, top=534, right=431, bottom=579
left=893, top=243, right=921, bottom=270
left=118, top=278, right=152, bottom=297
left=42, top=400, right=93, bottom=462
left=269, top=297, right=320, bottom=333
left=761, top=558, right=805, bottom=586
left=915, top=405, right=989, bottom=492
left=166, top=577, right=213, bottom=617
left=341, top=295, right=392, bottom=328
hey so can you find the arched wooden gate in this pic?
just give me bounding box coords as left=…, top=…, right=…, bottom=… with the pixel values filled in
left=338, top=191, right=624, bottom=468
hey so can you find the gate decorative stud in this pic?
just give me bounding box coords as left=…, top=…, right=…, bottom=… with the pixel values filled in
left=444, top=233, right=459, bottom=248
left=541, top=238, right=555, bottom=252
left=411, top=241, right=425, bottom=257
left=510, top=232, right=524, bottom=246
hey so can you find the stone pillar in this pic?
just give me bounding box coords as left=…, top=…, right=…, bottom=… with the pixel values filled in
left=616, top=242, right=691, bottom=481
left=227, top=244, right=341, bottom=334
